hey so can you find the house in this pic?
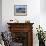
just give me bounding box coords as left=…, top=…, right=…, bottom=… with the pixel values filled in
left=0, top=0, right=46, bottom=46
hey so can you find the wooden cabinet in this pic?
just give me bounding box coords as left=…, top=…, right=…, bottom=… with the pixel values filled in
left=7, top=23, right=34, bottom=46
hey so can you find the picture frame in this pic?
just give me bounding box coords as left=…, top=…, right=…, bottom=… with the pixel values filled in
left=14, top=5, right=27, bottom=16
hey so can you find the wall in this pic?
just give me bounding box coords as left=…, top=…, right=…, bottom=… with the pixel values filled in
left=40, top=0, right=46, bottom=32
left=2, top=0, right=46, bottom=46
left=0, top=0, right=2, bottom=32
left=40, top=0, right=46, bottom=13
left=2, top=0, right=40, bottom=30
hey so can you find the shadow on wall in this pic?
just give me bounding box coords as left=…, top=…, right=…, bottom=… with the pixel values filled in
left=40, top=0, right=46, bottom=14
left=0, top=0, right=2, bottom=32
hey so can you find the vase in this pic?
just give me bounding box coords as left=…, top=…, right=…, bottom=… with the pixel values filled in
left=39, top=40, right=45, bottom=46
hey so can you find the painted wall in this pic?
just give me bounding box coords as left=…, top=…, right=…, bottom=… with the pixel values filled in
left=2, top=0, right=40, bottom=46
left=40, top=0, right=46, bottom=31
left=2, top=0, right=40, bottom=30
left=0, top=0, right=2, bottom=32
left=2, top=0, right=46, bottom=46
left=40, top=0, right=46, bottom=13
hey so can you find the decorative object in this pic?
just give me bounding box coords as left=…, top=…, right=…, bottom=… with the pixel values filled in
left=44, top=31, right=46, bottom=40
left=14, top=5, right=27, bottom=16
left=8, top=19, right=19, bottom=23
left=25, top=20, right=30, bottom=23
left=0, top=44, right=2, bottom=46
left=36, top=25, right=45, bottom=46
left=1, top=31, right=12, bottom=46
left=0, top=32, right=5, bottom=46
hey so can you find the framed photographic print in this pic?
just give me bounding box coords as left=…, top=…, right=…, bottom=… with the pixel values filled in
left=14, top=5, right=27, bottom=16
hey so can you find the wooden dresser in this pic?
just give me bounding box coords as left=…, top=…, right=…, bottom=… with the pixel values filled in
left=7, top=23, right=34, bottom=46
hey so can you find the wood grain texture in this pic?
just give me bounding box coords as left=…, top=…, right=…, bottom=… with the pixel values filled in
left=7, top=23, right=34, bottom=46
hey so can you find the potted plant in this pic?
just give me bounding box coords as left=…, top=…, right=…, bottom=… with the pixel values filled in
left=36, top=25, right=45, bottom=46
